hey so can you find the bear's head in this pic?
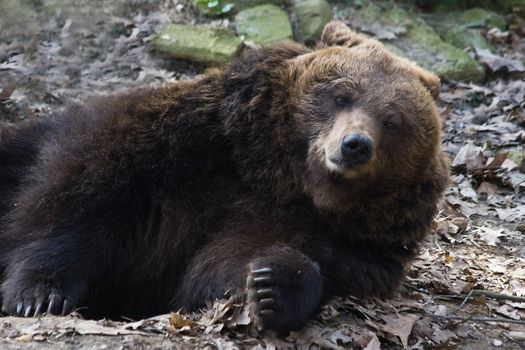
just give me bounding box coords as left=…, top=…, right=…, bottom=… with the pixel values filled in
left=223, top=21, right=449, bottom=242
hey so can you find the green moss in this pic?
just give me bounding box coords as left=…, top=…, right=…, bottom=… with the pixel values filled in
left=232, top=0, right=285, bottom=10
left=353, top=4, right=485, bottom=82
left=507, top=149, right=524, bottom=165
left=152, top=24, right=242, bottom=65
left=235, top=4, right=292, bottom=44
left=193, top=0, right=235, bottom=16
left=192, top=0, right=285, bottom=15
left=455, top=8, right=506, bottom=30
left=444, top=28, right=493, bottom=51
left=293, top=0, right=333, bottom=43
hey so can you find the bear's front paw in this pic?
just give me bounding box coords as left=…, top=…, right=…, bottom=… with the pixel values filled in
left=246, top=255, right=323, bottom=333
left=1, top=279, right=72, bottom=317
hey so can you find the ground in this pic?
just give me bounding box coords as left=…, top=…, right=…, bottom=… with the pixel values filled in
left=0, top=1, right=524, bottom=349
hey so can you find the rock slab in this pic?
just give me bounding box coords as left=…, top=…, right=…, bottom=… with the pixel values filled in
left=292, top=0, right=333, bottom=44
left=235, top=4, right=293, bottom=44
left=352, top=4, right=485, bottom=82
left=151, top=24, right=242, bottom=65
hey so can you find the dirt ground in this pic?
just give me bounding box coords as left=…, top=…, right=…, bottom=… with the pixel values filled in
left=0, top=1, right=524, bottom=349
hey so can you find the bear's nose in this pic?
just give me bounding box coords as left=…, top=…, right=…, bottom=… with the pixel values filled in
left=340, top=133, right=373, bottom=167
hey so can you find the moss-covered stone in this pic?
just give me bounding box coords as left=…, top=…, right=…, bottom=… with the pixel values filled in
left=352, top=4, right=485, bottom=82
left=232, top=0, right=285, bottom=10
left=454, top=8, right=507, bottom=30
left=0, top=0, right=39, bottom=38
left=41, top=0, right=67, bottom=16
left=235, top=4, right=293, bottom=44
left=192, top=0, right=235, bottom=16
left=398, top=0, right=524, bottom=13
left=292, top=0, right=333, bottom=44
left=507, top=149, right=524, bottom=165
left=192, top=0, right=285, bottom=16
left=444, top=28, right=493, bottom=51
left=151, top=24, right=242, bottom=65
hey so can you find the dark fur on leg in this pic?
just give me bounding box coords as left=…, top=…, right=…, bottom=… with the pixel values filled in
left=173, top=231, right=323, bottom=333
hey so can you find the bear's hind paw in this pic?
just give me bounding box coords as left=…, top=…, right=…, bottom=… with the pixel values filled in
left=2, top=281, right=71, bottom=317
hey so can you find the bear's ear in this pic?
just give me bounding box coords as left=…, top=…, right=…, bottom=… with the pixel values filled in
left=403, top=59, right=441, bottom=100
left=417, top=67, right=441, bottom=100
left=320, top=21, right=370, bottom=48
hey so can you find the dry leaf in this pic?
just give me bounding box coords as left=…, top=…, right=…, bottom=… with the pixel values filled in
left=430, top=324, right=457, bottom=345
left=476, top=49, right=525, bottom=73
left=360, top=332, right=381, bottom=350
left=495, top=206, right=525, bottom=222
left=459, top=180, right=478, bottom=202
left=477, top=226, right=505, bottom=246
left=452, top=143, right=485, bottom=173
left=486, top=153, right=508, bottom=169
left=477, top=181, right=498, bottom=194
left=169, top=312, right=198, bottom=330
left=15, top=334, right=32, bottom=342
left=328, top=329, right=353, bottom=346
left=379, top=313, right=419, bottom=347
left=504, top=331, right=525, bottom=341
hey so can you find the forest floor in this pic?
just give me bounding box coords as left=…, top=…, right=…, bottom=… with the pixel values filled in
left=0, top=1, right=524, bottom=349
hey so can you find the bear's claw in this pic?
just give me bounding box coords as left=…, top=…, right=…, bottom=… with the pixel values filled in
left=247, top=265, right=277, bottom=329
left=251, top=268, right=272, bottom=274
left=4, top=283, right=70, bottom=317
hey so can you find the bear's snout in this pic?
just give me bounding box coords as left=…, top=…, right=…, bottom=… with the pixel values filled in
left=340, top=133, right=373, bottom=168
left=322, top=109, right=378, bottom=176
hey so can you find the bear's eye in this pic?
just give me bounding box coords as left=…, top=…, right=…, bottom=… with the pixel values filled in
left=383, top=120, right=397, bottom=131
left=334, top=96, right=350, bottom=107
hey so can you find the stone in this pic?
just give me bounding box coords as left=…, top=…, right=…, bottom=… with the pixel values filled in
left=192, top=0, right=285, bottom=15
left=192, top=0, right=235, bottom=16
left=351, top=4, right=485, bottom=82
left=397, top=0, right=524, bottom=13
left=292, top=0, right=333, bottom=44
left=453, top=8, right=506, bottom=31
left=232, top=0, right=285, bottom=10
left=235, top=4, right=293, bottom=44
left=0, top=0, right=39, bottom=36
left=444, top=27, right=493, bottom=51
left=151, top=24, right=242, bottom=65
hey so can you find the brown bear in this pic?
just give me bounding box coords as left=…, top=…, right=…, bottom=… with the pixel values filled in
left=0, top=21, right=449, bottom=332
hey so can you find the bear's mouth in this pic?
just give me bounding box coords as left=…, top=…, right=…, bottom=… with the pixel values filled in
left=325, top=151, right=365, bottom=170
left=324, top=149, right=376, bottom=179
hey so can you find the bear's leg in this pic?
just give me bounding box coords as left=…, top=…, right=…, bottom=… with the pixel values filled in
left=175, top=236, right=323, bottom=333
left=326, top=242, right=415, bottom=299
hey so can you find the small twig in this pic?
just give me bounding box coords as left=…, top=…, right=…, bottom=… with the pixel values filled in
left=468, top=237, right=481, bottom=248
left=434, top=289, right=525, bottom=303
left=434, top=237, right=443, bottom=251
left=429, top=314, right=525, bottom=325
left=468, top=290, right=525, bottom=303
left=451, top=289, right=474, bottom=314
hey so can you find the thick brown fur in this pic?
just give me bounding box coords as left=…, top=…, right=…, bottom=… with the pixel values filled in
left=0, top=22, right=449, bottom=332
